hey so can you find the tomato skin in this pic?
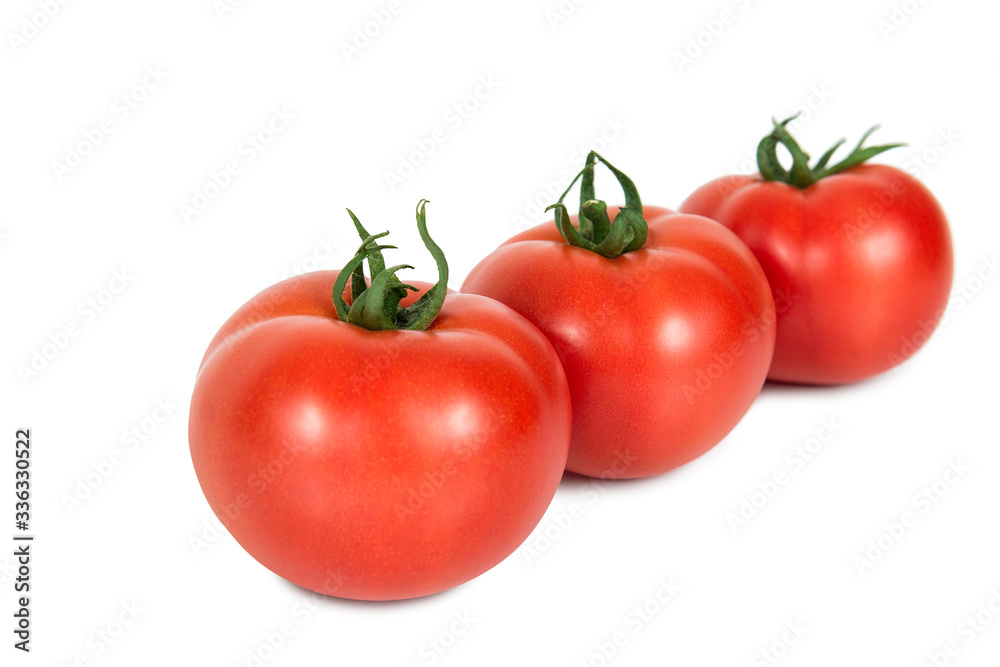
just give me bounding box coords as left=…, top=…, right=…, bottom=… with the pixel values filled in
left=189, top=271, right=571, bottom=601
left=462, top=206, right=776, bottom=479
left=680, top=165, right=954, bottom=384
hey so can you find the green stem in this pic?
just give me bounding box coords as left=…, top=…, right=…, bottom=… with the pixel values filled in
left=545, top=151, right=648, bottom=258
left=756, top=115, right=905, bottom=189
left=332, top=200, right=448, bottom=331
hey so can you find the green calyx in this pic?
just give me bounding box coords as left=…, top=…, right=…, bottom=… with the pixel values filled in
left=756, top=115, right=905, bottom=189
left=331, top=199, right=449, bottom=331
left=545, top=151, right=649, bottom=258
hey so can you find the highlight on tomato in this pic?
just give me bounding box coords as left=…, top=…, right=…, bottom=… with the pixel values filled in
left=680, top=118, right=954, bottom=384
left=462, top=153, right=776, bottom=479
left=188, top=201, right=572, bottom=601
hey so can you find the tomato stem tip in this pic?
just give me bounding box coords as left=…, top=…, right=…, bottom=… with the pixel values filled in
left=546, top=151, right=649, bottom=258
left=332, top=200, right=449, bottom=331
left=756, top=116, right=905, bottom=189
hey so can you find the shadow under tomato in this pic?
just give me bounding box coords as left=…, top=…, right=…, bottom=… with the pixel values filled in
left=557, top=466, right=685, bottom=489
left=277, top=574, right=463, bottom=607
left=758, top=377, right=867, bottom=396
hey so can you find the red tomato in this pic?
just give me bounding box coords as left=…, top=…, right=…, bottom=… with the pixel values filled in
left=680, top=120, right=953, bottom=384
left=462, top=154, right=775, bottom=479
left=189, top=206, right=571, bottom=601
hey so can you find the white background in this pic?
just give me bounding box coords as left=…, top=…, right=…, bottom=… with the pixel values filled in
left=3, top=0, right=999, bottom=665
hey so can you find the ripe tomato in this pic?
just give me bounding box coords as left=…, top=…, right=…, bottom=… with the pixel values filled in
left=189, top=202, right=571, bottom=600
left=680, top=119, right=954, bottom=384
left=462, top=154, right=775, bottom=479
